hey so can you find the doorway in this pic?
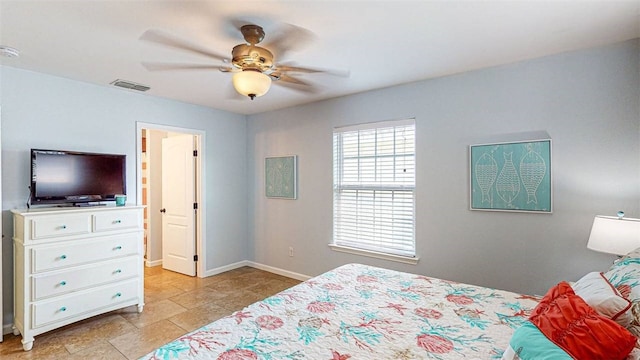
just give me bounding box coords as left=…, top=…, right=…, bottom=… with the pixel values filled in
left=136, top=122, right=206, bottom=277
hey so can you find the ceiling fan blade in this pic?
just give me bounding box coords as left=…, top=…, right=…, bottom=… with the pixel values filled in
left=274, top=65, right=322, bottom=74
left=275, top=63, right=350, bottom=77
left=276, top=74, right=311, bottom=86
left=141, top=62, right=227, bottom=72
left=261, top=23, right=315, bottom=60
left=140, top=29, right=229, bottom=62
left=273, top=74, right=317, bottom=93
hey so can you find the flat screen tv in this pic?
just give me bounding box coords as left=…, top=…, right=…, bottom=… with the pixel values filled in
left=30, top=149, right=126, bottom=206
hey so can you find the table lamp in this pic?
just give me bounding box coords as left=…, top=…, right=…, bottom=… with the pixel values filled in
left=587, top=211, right=640, bottom=256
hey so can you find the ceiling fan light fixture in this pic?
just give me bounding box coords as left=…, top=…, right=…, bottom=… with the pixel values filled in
left=232, top=69, right=271, bottom=100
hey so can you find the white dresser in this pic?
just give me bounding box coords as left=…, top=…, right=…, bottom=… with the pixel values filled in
left=11, top=205, right=145, bottom=351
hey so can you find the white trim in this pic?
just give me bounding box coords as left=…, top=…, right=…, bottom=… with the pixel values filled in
left=201, top=261, right=311, bottom=281
left=0, top=106, right=3, bottom=342
left=334, top=117, right=415, bottom=132
left=136, top=122, right=207, bottom=278
left=329, top=244, right=420, bottom=265
left=194, top=133, right=206, bottom=277
left=202, top=260, right=251, bottom=277
left=246, top=262, right=312, bottom=281
left=145, top=259, right=163, bottom=267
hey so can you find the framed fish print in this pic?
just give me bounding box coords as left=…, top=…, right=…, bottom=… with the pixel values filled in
left=265, top=155, right=297, bottom=199
left=470, top=139, right=551, bottom=213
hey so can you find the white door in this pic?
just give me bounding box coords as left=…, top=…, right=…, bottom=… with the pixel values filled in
left=161, top=134, right=196, bottom=276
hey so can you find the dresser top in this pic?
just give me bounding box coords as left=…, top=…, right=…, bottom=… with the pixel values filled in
left=12, top=204, right=144, bottom=216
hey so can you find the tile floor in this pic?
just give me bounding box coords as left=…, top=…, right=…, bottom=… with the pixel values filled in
left=0, top=266, right=301, bottom=359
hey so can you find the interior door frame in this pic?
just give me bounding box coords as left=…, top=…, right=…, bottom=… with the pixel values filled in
left=0, top=105, right=3, bottom=340
left=136, top=122, right=206, bottom=277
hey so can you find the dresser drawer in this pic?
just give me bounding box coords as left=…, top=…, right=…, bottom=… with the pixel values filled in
left=30, top=214, right=92, bottom=240
left=32, top=257, right=140, bottom=300
left=32, top=279, right=139, bottom=329
left=93, top=209, right=141, bottom=232
left=31, top=233, right=140, bottom=273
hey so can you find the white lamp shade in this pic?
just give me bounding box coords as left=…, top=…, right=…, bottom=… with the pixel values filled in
left=232, top=70, right=271, bottom=98
left=587, top=215, right=640, bottom=255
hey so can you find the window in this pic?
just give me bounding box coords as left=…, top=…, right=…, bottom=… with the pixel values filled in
left=332, top=119, right=416, bottom=259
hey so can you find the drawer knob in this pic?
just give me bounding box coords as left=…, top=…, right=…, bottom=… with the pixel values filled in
left=60, top=255, right=67, bottom=260
left=60, top=306, right=67, bottom=312
left=60, top=225, right=67, bottom=229
left=59, top=281, right=67, bottom=286
left=115, top=269, right=122, bottom=274
left=115, top=292, right=122, bottom=297
left=114, top=220, right=122, bottom=224
left=114, top=246, right=122, bottom=250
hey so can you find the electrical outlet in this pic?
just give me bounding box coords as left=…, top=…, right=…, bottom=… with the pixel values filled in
left=289, top=246, right=294, bottom=257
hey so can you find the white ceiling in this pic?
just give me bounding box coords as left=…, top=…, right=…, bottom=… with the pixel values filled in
left=1, top=1, right=638, bottom=115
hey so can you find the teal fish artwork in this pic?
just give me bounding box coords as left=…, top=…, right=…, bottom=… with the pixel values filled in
left=470, top=139, right=551, bottom=212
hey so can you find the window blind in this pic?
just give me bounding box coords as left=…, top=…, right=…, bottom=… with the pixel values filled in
left=333, top=119, right=416, bottom=257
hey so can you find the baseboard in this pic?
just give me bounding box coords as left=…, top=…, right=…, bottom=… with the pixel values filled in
left=145, top=259, right=162, bottom=267
left=202, top=260, right=251, bottom=277
left=246, top=262, right=312, bottom=281
left=2, top=323, right=14, bottom=337
left=201, top=260, right=311, bottom=281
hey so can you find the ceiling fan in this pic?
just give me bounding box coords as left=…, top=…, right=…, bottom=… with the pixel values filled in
left=140, top=23, right=348, bottom=100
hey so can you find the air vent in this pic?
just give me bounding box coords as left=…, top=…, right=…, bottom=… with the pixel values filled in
left=110, top=79, right=150, bottom=92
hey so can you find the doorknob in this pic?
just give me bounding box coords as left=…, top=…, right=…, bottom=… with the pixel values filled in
left=160, top=208, right=166, bottom=213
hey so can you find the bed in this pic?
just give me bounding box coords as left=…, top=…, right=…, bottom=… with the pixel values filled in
left=141, top=263, right=540, bottom=359
left=141, top=262, right=640, bottom=360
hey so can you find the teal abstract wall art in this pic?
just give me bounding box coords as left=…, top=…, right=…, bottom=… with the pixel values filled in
left=470, top=139, right=551, bottom=213
left=265, top=155, right=297, bottom=199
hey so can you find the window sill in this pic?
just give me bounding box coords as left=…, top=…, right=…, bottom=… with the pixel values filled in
left=328, top=244, right=419, bottom=265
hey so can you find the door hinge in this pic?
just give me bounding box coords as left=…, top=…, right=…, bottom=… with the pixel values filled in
left=193, top=255, right=198, bottom=262
left=193, top=202, right=198, bottom=210
left=193, top=150, right=198, bottom=156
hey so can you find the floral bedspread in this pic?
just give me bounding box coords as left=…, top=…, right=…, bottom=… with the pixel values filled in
left=141, top=263, right=539, bottom=360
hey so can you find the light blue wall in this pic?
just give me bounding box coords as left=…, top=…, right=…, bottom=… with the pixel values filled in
left=0, top=66, right=249, bottom=330
left=247, top=39, right=640, bottom=296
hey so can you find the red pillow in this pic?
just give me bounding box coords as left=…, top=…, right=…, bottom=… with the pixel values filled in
left=530, top=281, right=636, bottom=360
